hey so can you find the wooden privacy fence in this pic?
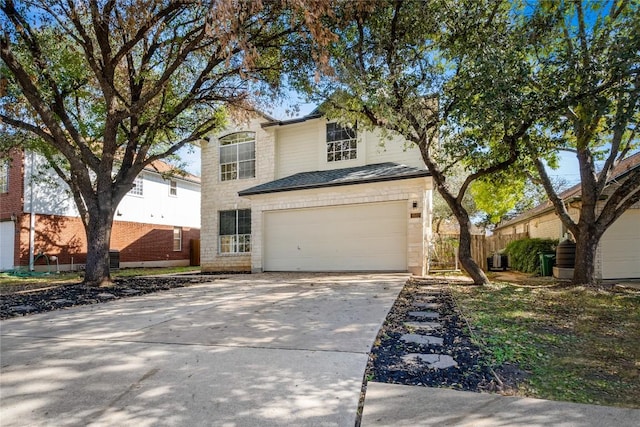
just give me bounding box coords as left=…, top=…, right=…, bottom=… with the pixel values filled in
left=429, top=232, right=529, bottom=271
left=190, top=239, right=201, bottom=266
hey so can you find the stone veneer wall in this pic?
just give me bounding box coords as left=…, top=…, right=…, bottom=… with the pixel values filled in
left=245, top=177, right=433, bottom=275
left=200, top=118, right=275, bottom=272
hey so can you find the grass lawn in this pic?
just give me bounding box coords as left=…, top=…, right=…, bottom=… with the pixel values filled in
left=0, top=266, right=201, bottom=294
left=450, top=281, right=640, bottom=408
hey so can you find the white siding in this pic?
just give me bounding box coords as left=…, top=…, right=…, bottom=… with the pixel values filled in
left=364, top=128, right=424, bottom=169
left=601, top=209, right=640, bottom=279
left=119, top=173, right=200, bottom=227
left=23, top=151, right=200, bottom=227
left=271, top=119, right=427, bottom=180
left=274, top=120, right=321, bottom=178
left=24, top=153, right=77, bottom=217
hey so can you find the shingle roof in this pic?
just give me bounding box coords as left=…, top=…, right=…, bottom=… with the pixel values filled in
left=494, top=151, right=640, bottom=230
left=260, top=111, right=323, bottom=128
left=238, top=162, right=430, bottom=196
left=146, top=160, right=200, bottom=183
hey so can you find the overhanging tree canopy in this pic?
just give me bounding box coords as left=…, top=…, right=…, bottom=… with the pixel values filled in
left=0, top=0, right=320, bottom=285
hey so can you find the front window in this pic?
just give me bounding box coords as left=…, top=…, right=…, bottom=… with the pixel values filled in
left=0, top=160, right=8, bottom=193
left=173, top=227, right=182, bottom=251
left=326, top=122, right=357, bottom=162
left=219, top=209, right=251, bottom=254
left=129, top=175, right=143, bottom=196
left=219, top=132, right=256, bottom=181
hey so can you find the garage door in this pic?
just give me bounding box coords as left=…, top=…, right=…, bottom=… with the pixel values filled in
left=0, top=221, right=15, bottom=271
left=264, top=201, right=407, bottom=271
left=601, top=209, right=640, bottom=279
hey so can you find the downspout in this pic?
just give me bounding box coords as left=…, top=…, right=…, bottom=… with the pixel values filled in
left=28, top=151, right=35, bottom=271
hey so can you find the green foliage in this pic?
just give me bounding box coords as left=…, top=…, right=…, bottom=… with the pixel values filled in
left=470, top=175, right=526, bottom=224
left=504, top=238, right=558, bottom=274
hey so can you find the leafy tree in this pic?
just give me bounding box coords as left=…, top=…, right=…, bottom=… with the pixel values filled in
left=470, top=175, right=527, bottom=226
left=298, top=0, right=542, bottom=285
left=471, top=172, right=570, bottom=227
left=0, top=0, right=319, bottom=285
left=523, top=1, right=640, bottom=285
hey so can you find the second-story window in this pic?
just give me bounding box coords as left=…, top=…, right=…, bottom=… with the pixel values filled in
left=169, top=179, right=177, bottom=196
left=327, top=122, right=357, bottom=162
left=129, top=175, right=143, bottom=196
left=0, top=159, right=8, bottom=193
left=219, top=132, right=255, bottom=181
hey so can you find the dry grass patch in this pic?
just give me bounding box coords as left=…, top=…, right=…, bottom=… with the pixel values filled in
left=450, top=282, right=640, bottom=408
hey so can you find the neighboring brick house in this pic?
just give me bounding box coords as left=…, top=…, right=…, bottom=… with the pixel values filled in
left=0, top=148, right=200, bottom=271
left=493, top=152, right=640, bottom=280
left=201, top=111, right=434, bottom=275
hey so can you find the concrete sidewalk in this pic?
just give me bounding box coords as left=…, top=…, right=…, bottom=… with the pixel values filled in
left=361, top=382, right=640, bottom=427
left=0, top=273, right=406, bottom=427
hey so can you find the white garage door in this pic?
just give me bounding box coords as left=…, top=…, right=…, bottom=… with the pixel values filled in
left=601, top=209, right=640, bottom=279
left=0, top=221, right=15, bottom=271
left=264, top=201, right=407, bottom=271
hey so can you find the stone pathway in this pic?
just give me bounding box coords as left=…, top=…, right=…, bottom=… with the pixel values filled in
left=398, top=285, right=459, bottom=371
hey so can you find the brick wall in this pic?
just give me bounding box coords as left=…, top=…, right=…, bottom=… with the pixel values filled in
left=0, top=148, right=24, bottom=221
left=15, top=214, right=199, bottom=268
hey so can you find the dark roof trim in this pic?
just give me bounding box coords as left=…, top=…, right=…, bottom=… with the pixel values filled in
left=239, top=170, right=429, bottom=196
left=261, top=112, right=323, bottom=128
left=494, top=152, right=640, bottom=231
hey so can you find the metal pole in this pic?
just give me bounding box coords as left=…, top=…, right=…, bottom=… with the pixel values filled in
left=28, top=151, right=36, bottom=271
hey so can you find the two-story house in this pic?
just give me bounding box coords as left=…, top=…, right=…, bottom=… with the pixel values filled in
left=201, top=110, right=433, bottom=275
left=0, top=148, right=201, bottom=271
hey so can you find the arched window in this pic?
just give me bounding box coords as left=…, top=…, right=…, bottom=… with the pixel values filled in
left=219, top=132, right=256, bottom=181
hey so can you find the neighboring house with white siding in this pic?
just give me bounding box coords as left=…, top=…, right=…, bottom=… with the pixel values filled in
left=0, top=149, right=200, bottom=271
left=493, top=152, right=640, bottom=280
left=201, top=110, right=434, bottom=275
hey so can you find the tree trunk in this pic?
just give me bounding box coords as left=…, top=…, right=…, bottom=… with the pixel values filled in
left=572, top=227, right=601, bottom=286
left=84, top=210, right=115, bottom=287
left=458, top=219, right=489, bottom=285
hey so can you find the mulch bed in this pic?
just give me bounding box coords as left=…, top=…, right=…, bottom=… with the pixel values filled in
left=0, top=275, right=216, bottom=320
left=365, top=277, right=526, bottom=394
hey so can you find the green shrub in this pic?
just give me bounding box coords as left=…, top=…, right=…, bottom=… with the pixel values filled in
left=504, top=238, right=558, bottom=274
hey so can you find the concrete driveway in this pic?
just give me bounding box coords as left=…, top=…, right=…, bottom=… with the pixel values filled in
left=0, top=273, right=406, bottom=427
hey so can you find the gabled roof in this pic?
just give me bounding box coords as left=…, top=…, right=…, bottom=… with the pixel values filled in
left=238, top=162, right=430, bottom=196
left=145, top=160, right=200, bottom=184
left=261, top=110, right=323, bottom=128
left=495, top=152, right=640, bottom=230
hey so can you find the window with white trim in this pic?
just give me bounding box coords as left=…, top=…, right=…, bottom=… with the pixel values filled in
left=169, top=179, right=177, bottom=196
left=0, top=160, right=8, bottom=193
left=129, top=175, right=143, bottom=196
left=326, top=122, right=357, bottom=162
left=173, top=227, right=182, bottom=251
left=219, top=132, right=256, bottom=181
left=219, top=209, right=251, bottom=254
